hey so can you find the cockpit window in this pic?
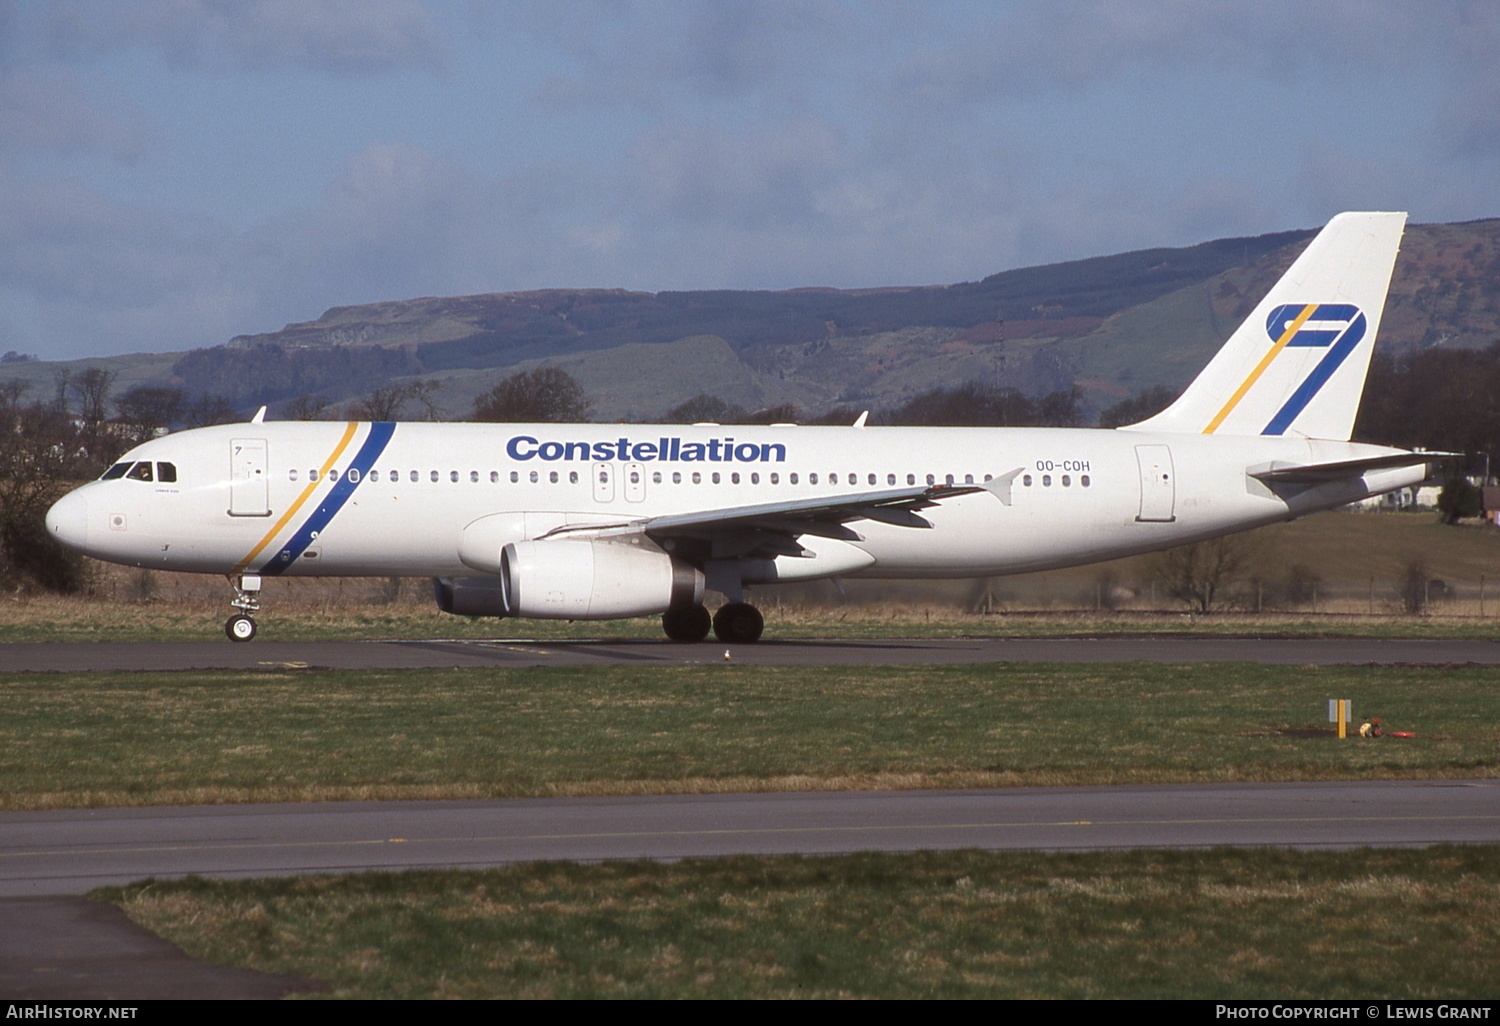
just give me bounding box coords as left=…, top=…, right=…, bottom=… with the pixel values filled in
left=101, top=462, right=130, bottom=480
left=156, top=462, right=177, bottom=483
left=125, top=461, right=154, bottom=482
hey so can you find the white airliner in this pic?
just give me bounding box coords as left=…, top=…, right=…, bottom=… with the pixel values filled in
left=46, top=211, right=1441, bottom=643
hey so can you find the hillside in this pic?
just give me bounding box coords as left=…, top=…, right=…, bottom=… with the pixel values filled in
left=8, top=218, right=1500, bottom=422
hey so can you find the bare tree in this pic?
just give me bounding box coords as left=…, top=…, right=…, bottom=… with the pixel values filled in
left=65, top=367, right=116, bottom=464
left=116, top=385, right=187, bottom=445
left=283, top=395, right=334, bottom=421
left=1151, top=536, right=1256, bottom=613
left=351, top=380, right=441, bottom=421
left=186, top=393, right=240, bottom=427
left=664, top=394, right=747, bottom=424
left=472, top=368, right=590, bottom=423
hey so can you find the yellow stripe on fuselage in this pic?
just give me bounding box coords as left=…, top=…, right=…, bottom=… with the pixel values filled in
left=233, top=422, right=359, bottom=573
left=1202, top=303, right=1317, bottom=434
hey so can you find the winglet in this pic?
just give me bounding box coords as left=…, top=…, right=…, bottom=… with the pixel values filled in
left=251, top=405, right=267, bottom=424
left=853, top=411, right=869, bottom=428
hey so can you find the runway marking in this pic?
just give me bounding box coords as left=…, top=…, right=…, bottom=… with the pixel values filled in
left=7, top=813, right=1498, bottom=862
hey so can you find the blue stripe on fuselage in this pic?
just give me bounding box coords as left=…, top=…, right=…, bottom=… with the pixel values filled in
left=259, top=422, right=395, bottom=575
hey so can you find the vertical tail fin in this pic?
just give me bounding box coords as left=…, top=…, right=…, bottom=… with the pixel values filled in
left=1123, top=211, right=1406, bottom=441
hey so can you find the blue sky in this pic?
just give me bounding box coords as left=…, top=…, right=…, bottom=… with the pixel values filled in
left=3, top=0, right=1498, bottom=360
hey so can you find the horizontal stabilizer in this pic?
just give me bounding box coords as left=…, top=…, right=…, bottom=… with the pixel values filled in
left=1249, top=451, right=1459, bottom=484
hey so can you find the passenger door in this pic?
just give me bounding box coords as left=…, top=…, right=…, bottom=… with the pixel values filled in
left=229, top=439, right=270, bottom=516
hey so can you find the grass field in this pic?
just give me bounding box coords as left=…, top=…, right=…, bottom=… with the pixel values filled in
left=99, top=846, right=1500, bottom=999
left=6, top=662, right=1497, bottom=810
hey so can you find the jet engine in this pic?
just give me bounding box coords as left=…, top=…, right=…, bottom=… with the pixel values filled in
left=435, top=540, right=704, bottom=620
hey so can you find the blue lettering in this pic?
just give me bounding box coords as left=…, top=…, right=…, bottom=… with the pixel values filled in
left=507, top=434, right=787, bottom=462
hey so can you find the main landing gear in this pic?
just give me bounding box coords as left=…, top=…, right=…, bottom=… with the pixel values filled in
left=225, top=573, right=260, bottom=642
left=661, top=602, right=765, bottom=644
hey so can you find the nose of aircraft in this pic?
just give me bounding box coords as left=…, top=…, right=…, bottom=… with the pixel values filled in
left=45, top=489, right=89, bottom=551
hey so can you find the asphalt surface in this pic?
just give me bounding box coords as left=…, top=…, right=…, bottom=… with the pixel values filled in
left=6, top=782, right=1499, bottom=902
left=7, top=634, right=1500, bottom=672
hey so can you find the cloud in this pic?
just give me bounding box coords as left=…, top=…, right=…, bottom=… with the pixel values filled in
left=526, top=0, right=847, bottom=109
left=0, top=67, right=152, bottom=161
left=897, top=0, right=1432, bottom=106
left=46, top=0, right=444, bottom=73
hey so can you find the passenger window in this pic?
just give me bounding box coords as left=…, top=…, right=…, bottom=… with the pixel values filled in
left=888, top=474, right=896, bottom=486
left=347, top=469, right=360, bottom=483
left=907, top=474, right=915, bottom=486
left=1023, top=474, right=1033, bottom=486
left=926, top=474, right=935, bottom=486
left=430, top=471, right=439, bottom=482
left=126, top=461, right=153, bottom=482
left=101, top=462, right=130, bottom=480
left=490, top=471, right=499, bottom=483
left=691, top=472, right=701, bottom=484
left=711, top=472, right=720, bottom=484
left=731, top=472, right=740, bottom=484
left=289, top=469, right=299, bottom=482
left=751, top=472, right=759, bottom=484
left=310, top=469, right=319, bottom=482
left=529, top=470, right=538, bottom=483
left=449, top=471, right=458, bottom=483
left=570, top=471, right=579, bottom=484
left=1042, top=474, right=1052, bottom=487
left=810, top=473, right=819, bottom=485
left=410, top=470, right=418, bottom=482
left=673, top=472, right=682, bottom=484
left=1062, top=475, right=1071, bottom=487
left=550, top=471, right=559, bottom=484
left=868, top=474, right=876, bottom=486
left=1081, top=475, right=1091, bottom=487
left=510, top=471, right=519, bottom=483
left=630, top=470, right=641, bottom=484
left=156, top=462, right=177, bottom=483
left=945, top=474, right=954, bottom=486
left=770, top=473, right=779, bottom=485
left=330, top=469, right=341, bottom=482
left=471, top=471, right=479, bottom=483
left=652, top=472, right=662, bottom=484
left=790, top=473, right=799, bottom=484
left=964, top=474, right=974, bottom=484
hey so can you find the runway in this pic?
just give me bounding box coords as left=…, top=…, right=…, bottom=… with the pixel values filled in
left=6, top=634, right=1500, bottom=672
left=4, top=781, right=1498, bottom=898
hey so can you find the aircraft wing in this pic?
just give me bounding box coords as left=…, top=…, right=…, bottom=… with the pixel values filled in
left=1249, top=451, right=1460, bottom=485
left=535, top=483, right=989, bottom=544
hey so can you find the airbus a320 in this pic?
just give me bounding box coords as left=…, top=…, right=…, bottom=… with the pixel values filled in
left=45, top=212, right=1440, bottom=643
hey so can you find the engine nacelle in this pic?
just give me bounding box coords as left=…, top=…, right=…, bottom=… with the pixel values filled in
left=502, top=539, right=704, bottom=619
left=433, top=575, right=510, bottom=617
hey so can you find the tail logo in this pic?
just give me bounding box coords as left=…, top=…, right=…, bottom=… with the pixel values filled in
left=1260, top=303, right=1366, bottom=435
left=1204, top=302, right=1368, bottom=435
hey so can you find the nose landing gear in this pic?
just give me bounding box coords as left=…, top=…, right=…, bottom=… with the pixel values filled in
left=225, top=573, right=261, bottom=642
